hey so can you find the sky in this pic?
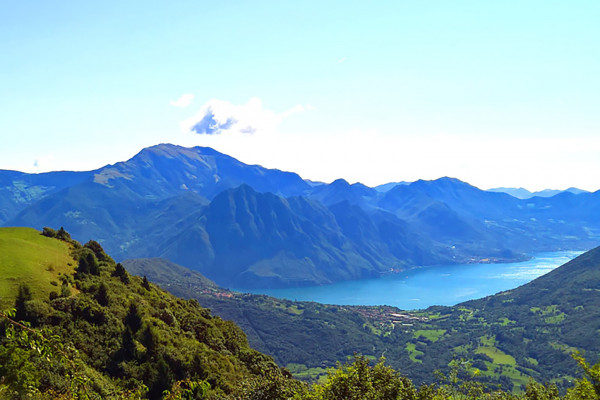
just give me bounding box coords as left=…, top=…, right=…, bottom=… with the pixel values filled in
left=1, top=1, right=600, bottom=192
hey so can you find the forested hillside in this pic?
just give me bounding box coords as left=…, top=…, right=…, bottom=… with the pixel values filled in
left=0, top=228, right=287, bottom=399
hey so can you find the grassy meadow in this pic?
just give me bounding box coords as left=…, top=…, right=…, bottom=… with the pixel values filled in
left=0, top=227, right=74, bottom=308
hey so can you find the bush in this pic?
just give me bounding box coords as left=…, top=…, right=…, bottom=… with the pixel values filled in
left=41, top=227, right=57, bottom=238
left=77, top=249, right=100, bottom=276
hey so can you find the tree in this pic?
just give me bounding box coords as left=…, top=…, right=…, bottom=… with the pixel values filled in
left=60, top=283, right=71, bottom=298
left=113, top=263, right=130, bottom=284
left=120, top=327, right=138, bottom=361
left=142, top=275, right=151, bottom=291
left=96, top=282, right=109, bottom=307
left=229, top=367, right=307, bottom=400
left=77, top=249, right=99, bottom=276
left=41, top=227, right=57, bottom=238
left=525, top=380, right=560, bottom=400
left=148, top=356, right=174, bottom=399
left=568, top=352, right=600, bottom=399
left=310, top=355, right=417, bottom=400
left=56, top=226, right=71, bottom=241
left=14, top=284, right=32, bottom=322
left=141, top=325, right=158, bottom=359
left=84, top=240, right=107, bottom=261
left=125, top=303, right=143, bottom=333
left=162, top=379, right=210, bottom=400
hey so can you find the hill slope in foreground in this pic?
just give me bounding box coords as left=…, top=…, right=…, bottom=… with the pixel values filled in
left=0, top=227, right=287, bottom=399
left=127, top=247, right=600, bottom=393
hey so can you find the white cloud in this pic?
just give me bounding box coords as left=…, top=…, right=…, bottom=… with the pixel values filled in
left=176, top=98, right=600, bottom=193
left=181, top=97, right=310, bottom=136
left=170, top=93, right=195, bottom=108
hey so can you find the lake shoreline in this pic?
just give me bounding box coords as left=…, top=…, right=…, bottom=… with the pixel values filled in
left=233, top=250, right=583, bottom=309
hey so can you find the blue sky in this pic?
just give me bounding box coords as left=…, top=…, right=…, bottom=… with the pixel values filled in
left=2, top=1, right=599, bottom=191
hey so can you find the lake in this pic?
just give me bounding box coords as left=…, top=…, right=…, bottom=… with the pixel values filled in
left=237, top=251, right=582, bottom=309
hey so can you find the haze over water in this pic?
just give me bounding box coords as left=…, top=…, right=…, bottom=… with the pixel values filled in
left=238, top=251, right=582, bottom=309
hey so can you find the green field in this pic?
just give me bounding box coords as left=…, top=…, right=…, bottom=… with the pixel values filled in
left=0, top=227, right=75, bottom=308
left=406, top=342, right=424, bottom=363
left=413, top=329, right=446, bottom=342
left=476, top=346, right=516, bottom=365
left=286, top=363, right=329, bottom=382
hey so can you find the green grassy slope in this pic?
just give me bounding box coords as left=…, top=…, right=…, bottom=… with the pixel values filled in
left=0, top=227, right=75, bottom=308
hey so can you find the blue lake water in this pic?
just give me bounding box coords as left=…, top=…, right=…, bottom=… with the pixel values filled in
left=237, top=251, right=582, bottom=310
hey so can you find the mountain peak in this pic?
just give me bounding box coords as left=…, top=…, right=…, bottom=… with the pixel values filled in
left=90, top=143, right=311, bottom=199
left=413, top=176, right=458, bottom=184
left=134, top=143, right=228, bottom=162
left=411, top=177, right=474, bottom=190
left=434, top=176, right=470, bottom=185
left=330, top=178, right=350, bottom=187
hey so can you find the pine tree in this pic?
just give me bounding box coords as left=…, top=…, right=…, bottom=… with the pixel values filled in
left=125, top=303, right=142, bottom=333
left=120, top=327, right=137, bottom=361
left=113, top=263, right=130, bottom=284
left=14, top=284, right=32, bottom=322
left=141, top=325, right=158, bottom=359
left=149, top=356, right=173, bottom=400
left=96, top=282, right=109, bottom=306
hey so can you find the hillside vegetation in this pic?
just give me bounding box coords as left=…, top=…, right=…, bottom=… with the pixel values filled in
left=0, top=227, right=287, bottom=399
left=2, top=227, right=600, bottom=399
left=128, top=248, right=600, bottom=393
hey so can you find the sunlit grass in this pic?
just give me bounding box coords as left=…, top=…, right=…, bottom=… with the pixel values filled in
left=0, top=227, right=74, bottom=309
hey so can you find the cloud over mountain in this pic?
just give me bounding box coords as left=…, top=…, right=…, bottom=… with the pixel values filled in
left=182, top=97, right=309, bottom=136
left=190, top=108, right=237, bottom=135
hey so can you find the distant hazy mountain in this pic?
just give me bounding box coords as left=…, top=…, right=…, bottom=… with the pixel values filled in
left=119, top=184, right=456, bottom=288
left=4, top=144, right=600, bottom=288
left=5, top=143, right=311, bottom=253
left=1, top=143, right=310, bottom=224
left=373, top=181, right=411, bottom=192
left=308, top=178, right=379, bottom=209
left=0, top=169, right=95, bottom=224
left=488, top=186, right=589, bottom=199
left=91, top=143, right=311, bottom=199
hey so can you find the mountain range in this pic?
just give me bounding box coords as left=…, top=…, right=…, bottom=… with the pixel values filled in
left=2, top=143, right=600, bottom=288
left=487, top=187, right=589, bottom=199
